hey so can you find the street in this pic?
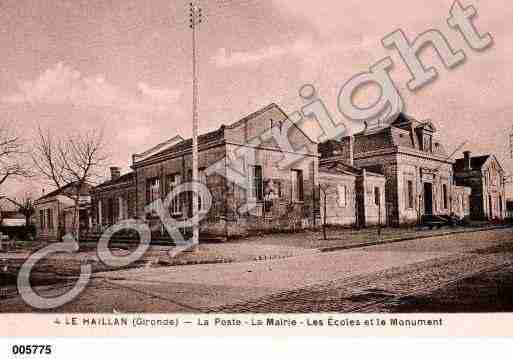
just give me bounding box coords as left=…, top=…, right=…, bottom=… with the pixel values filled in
left=1, top=227, right=513, bottom=313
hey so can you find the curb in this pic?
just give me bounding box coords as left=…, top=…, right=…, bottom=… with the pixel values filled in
left=319, top=225, right=511, bottom=252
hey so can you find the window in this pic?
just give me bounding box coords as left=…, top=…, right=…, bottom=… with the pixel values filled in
left=442, top=184, right=448, bottom=209
left=118, top=196, right=127, bottom=220
left=251, top=165, right=263, bottom=201
left=98, top=200, right=103, bottom=226
left=198, top=168, right=207, bottom=211
left=374, top=187, right=381, bottom=206
left=337, top=185, right=347, bottom=207
left=47, top=209, right=53, bottom=229
left=166, top=173, right=182, bottom=215
left=107, top=198, right=115, bottom=225
left=291, top=169, right=304, bottom=202
left=39, top=209, right=45, bottom=229
left=407, top=180, right=414, bottom=209
left=146, top=177, right=161, bottom=204
left=184, top=169, right=207, bottom=213
left=423, top=135, right=432, bottom=152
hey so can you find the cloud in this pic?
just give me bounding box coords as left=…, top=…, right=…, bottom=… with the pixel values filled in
left=2, top=62, right=181, bottom=113
left=137, top=82, right=180, bottom=104
left=211, top=38, right=313, bottom=68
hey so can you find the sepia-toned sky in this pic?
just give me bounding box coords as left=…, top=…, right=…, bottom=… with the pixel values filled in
left=1, top=0, right=512, bottom=199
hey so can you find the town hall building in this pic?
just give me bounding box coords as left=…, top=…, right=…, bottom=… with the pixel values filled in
left=320, top=113, right=471, bottom=226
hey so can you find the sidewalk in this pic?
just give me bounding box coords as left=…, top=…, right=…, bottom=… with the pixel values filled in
left=239, top=223, right=511, bottom=251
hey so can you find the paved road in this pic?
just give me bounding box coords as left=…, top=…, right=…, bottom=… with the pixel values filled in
left=2, top=228, right=513, bottom=312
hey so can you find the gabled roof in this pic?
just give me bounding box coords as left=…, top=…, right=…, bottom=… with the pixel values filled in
left=453, top=155, right=490, bottom=172
left=226, top=103, right=316, bottom=145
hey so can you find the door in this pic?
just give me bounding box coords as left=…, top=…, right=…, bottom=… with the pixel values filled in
left=424, top=182, right=433, bottom=215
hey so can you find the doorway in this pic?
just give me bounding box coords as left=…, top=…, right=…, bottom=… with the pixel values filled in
left=423, top=182, right=433, bottom=215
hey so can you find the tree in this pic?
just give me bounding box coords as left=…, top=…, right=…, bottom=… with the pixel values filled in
left=32, top=126, right=109, bottom=240
left=319, top=183, right=339, bottom=241
left=0, top=122, right=31, bottom=185
left=1, top=195, right=35, bottom=227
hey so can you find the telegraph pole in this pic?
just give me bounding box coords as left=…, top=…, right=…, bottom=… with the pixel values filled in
left=190, top=2, right=202, bottom=244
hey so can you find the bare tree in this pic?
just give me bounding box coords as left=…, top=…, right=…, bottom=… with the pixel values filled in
left=319, top=183, right=339, bottom=241
left=32, top=126, right=109, bottom=240
left=0, top=122, right=31, bottom=186
left=1, top=195, right=35, bottom=228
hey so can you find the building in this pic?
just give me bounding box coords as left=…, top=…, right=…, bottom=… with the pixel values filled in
left=0, top=210, right=26, bottom=227
left=92, top=103, right=320, bottom=241
left=34, top=182, right=92, bottom=241
left=90, top=168, right=136, bottom=234
left=320, top=113, right=471, bottom=225
left=318, top=160, right=386, bottom=227
left=453, top=151, right=506, bottom=220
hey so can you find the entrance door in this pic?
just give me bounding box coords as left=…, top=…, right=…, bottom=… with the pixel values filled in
left=424, top=182, right=433, bottom=215
left=488, top=195, right=493, bottom=219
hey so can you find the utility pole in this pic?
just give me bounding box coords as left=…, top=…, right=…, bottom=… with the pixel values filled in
left=190, top=2, right=202, bottom=245
left=510, top=125, right=513, bottom=159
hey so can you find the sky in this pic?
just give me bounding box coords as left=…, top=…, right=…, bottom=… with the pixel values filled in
left=1, top=0, right=512, bottom=201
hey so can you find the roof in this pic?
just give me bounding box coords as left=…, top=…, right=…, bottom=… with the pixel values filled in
left=36, top=182, right=92, bottom=202
left=133, top=103, right=316, bottom=166
left=135, top=126, right=225, bottom=165
left=453, top=155, right=490, bottom=172
left=319, top=160, right=383, bottom=177
left=0, top=211, right=24, bottom=219
left=1, top=218, right=26, bottom=227
left=94, top=171, right=135, bottom=190
left=350, top=113, right=447, bottom=156
left=320, top=161, right=362, bottom=176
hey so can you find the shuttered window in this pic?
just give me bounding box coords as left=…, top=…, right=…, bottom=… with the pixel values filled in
left=251, top=165, right=263, bottom=201
left=407, top=180, right=414, bottom=209
left=291, top=169, right=304, bottom=202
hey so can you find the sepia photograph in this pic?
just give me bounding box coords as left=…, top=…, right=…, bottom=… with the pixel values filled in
left=0, top=0, right=513, bottom=341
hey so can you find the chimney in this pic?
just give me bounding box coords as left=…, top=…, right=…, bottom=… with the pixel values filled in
left=110, top=166, right=121, bottom=180
left=463, top=151, right=472, bottom=170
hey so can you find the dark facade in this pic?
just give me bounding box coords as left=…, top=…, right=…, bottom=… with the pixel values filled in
left=90, top=168, right=136, bottom=232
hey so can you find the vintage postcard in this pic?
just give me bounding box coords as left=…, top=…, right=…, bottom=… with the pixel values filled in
left=1, top=0, right=513, bottom=344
